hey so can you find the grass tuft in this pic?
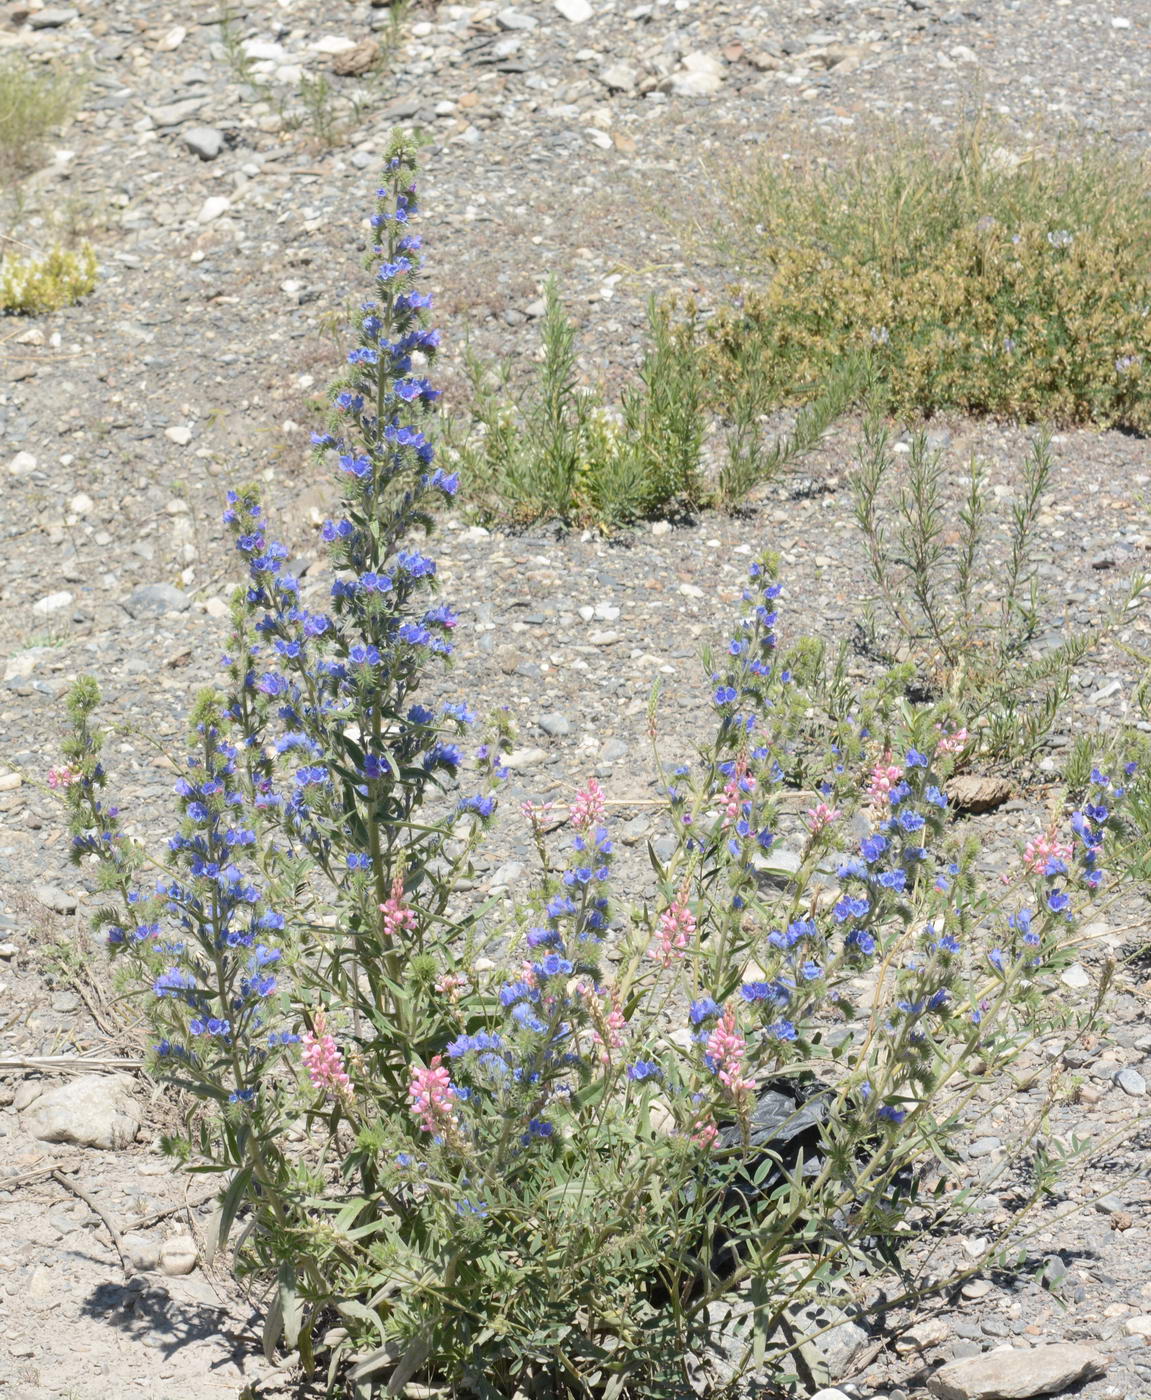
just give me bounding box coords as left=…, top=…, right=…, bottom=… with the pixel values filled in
left=0, top=54, right=81, bottom=175
left=1, top=243, right=98, bottom=314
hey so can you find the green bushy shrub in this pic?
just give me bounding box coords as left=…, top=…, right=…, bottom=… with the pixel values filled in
left=710, top=129, right=1151, bottom=431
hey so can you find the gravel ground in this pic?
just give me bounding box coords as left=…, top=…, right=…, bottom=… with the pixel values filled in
left=2, top=0, right=1151, bottom=1397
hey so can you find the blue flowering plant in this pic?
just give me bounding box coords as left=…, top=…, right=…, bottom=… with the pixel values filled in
left=54, top=138, right=1135, bottom=1399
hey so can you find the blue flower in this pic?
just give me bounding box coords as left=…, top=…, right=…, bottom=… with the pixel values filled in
left=627, top=1060, right=661, bottom=1082
left=689, top=997, right=720, bottom=1025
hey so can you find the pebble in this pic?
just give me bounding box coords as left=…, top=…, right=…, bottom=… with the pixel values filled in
left=1114, top=1067, right=1147, bottom=1096
left=554, top=0, right=592, bottom=21
left=123, top=1233, right=161, bottom=1272
left=164, top=425, right=193, bottom=446
left=7, top=451, right=37, bottom=476
left=33, top=883, right=76, bottom=914
left=502, top=747, right=549, bottom=770
left=198, top=195, right=232, bottom=223
left=1124, top=1316, right=1151, bottom=1338
left=1060, top=963, right=1090, bottom=989
left=28, top=7, right=78, bottom=27
left=538, top=713, right=572, bottom=737
left=158, top=1234, right=198, bottom=1277
left=182, top=126, right=224, bottom=161
left=0, top=772, right=22, bottom=792
left=497, top=8, right=539, bottom=29
left=123, top=583, right=192, bottom=617
left=31, top=590, right=73, bottom=616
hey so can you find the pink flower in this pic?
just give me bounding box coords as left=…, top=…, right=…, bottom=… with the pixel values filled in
left=706, top=1004, right=755, bottom=1098
left=300, top=1013, right=353, bottom=1099
left=867, top=756, right=904, bottom=807
left=690, top=1115, right=719, bottom=1149
left=380, top=876, right=417, bottom=940
left=806, top=801, right=841, bottom=834
left=47, top=766, right=79, bottom=790
left=1023, top=828, right=1072, bottom=875
left=651, top=901, right=696, bottom=967
left=584, top=985, right=627, bottom=1065
left=718, top=762, right=756, bottom=828
left=934, top=725, right=969, bottom=757
left=570, top=778, right=605, bottom=831
left=408, top=1054, right=457, bottom=1134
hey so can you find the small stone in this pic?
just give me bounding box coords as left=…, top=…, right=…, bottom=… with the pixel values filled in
left=123, top=583, right=191, bottom=617
left=1060, top=963, right=1090, bottom=989
left=496, top=7, right=538, bottom=28
left=159, top=1233, right=198, bottom=1277
left=69, top=492, right=94, bottom=515
left=1114, top=1066, right=1146, bottom=1096
left=197, top=195, right=232, bottom=224
left=331, top=38, right=380, bottom=76
left=896, top=1318, right=951, bottom=1354
left=927, top=1343, right=1106, bottom=1400
left=489, top=861, right=525, bottom=889
left=1095, top=1193, right=1127, bottom=1214
left=27, top=7, right=78, bottom=27
left=0, top=772, right=21, bottom=791
left=944, top=774, right=1012, bottom=813
left=554, top=0, right=592, bottom=19
left=311, top=34, right=357, bottom=54
left=32, top=590, right=73, bottom=615
left=123, top=1233, right=161, bottom=1272
left=182, top=126, right=223, bottom=160
left=809, top=1391, right=854, bottom=1400
left=666, top=67, right=723, bottom=96
left=651, top=520, right=672, bottom=536
left=0, top=942, right=17, bottom=958
left=156, top=24, right=187, bottom=51
left=7, top=450, right=37, bottom=476
left=590, top=630, right=620, bottom=645
left=21, top=1075, right=141, bottom=1151
left=165, top=424, right=193, bottom=446
left=1124, top=1315, right=1151, bottom=1337
left=147, top=98, right=207, bottom=128
left=598, top=62, right=638, bottom=92
left=600, top=738, right=629, bottom=762
left=34, top=883, right=76, bottom=914
left=502, top=747, right=548, bottom=771
left=968, top=1136, right=1002, bottom=1159
left=205, top=596, right=230, bottom=619
left=538, top=714, right=572, bottom=737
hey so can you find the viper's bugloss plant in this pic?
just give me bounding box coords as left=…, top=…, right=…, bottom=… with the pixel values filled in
left=57, top=138, right=1139, bottom=1398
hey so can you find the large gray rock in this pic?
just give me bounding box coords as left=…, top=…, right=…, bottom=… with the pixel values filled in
left=927, top=1344, right=1107, bottom=1400
left=21, top=1075, right=141, bottom=1150
left=182, top=126, right=224, bottom=161
left=123, top=582, right=191, bottom=617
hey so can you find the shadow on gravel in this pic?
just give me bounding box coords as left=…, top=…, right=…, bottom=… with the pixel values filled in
left=80, top=1277, right=259, bottom=1370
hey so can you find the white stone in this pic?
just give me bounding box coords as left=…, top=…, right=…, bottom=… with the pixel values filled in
left=502, top=747, right=548, bottom=770
left=241, top=39, right=288, bottom=61
left=667, top=68, right=723, bottom=96
left=679, top=582, right=704, bottom=598
left=681, top=50, right=723, bottom=75
left=205, top=596, right=230, bottom=619
left=311, top=35, right=357, bottom=54
left=124, top=1233, right=161, bottom=1271
left=585, top=127, right=612, bottom=149
left=156, top=25, right=186, bottom=51
left=32, top=590, right=73, bottom=616
left=165, top=425, right=193, bottom=446
left=0, top=772, right=21, bottom=791
left=20, top=1075, right=141, bottom=1151
left=554, top=0, right=592, bottom=20
left=1124, top=1314, right=1151, bottom=1336
left=159, top=1234, right=198, bottom=1276
left=1112, top=16, right=1132, bottom=28
left=7, top=450, right=37, bottom=476
left=927, top=1344, right=1107, bottom=1400
left=1060, top=963, right=1090, bottom=989
left=809, top=1391, right=855, bottom=1400
left=69, top=492, right=94, bottom=515
left=197, top=196, right=232, bottom=224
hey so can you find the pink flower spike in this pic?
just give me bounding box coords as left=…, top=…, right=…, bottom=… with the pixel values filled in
left=690, top=1116, right=719, bottom=1149
left=300, top=1013, right=353, bottom=1100
left=380, top=876, right=417, bottom=940
left=408, top=1054, right=457, bottom=1134
left=650, top=901, right=696, bottom=967
left=706, top=1004, right=754, bottom=1099
left=1022, top=827, right=1073, bottom=875
left=47, top=766, right=79, bottom=790
left=570, top=777, right=606, bottom=831
left=806, top=801, right=841, bottom=834
left=867, top=756, right=904, bottom=807
left=934, top=725, right=969, bottom=757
